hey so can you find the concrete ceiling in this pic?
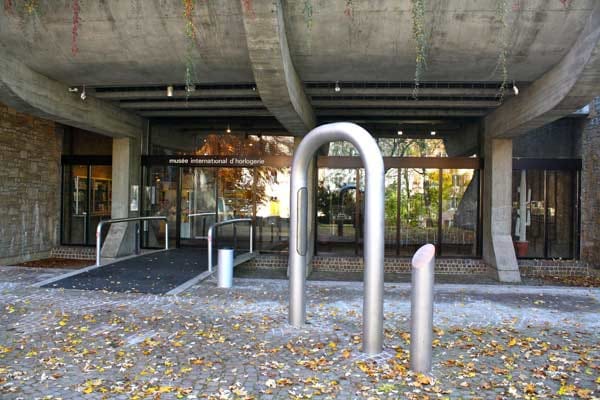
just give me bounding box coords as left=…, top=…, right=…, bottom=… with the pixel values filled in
left=0, top=0, right=596, bottom=129
left=0, top=0, right=594, bottom=85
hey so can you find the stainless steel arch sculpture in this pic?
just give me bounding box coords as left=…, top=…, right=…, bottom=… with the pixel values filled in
left=289, top=122, right=385, bottom=354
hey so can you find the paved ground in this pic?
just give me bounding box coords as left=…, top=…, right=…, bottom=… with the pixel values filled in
left=0, top=265, right=598, bottom=399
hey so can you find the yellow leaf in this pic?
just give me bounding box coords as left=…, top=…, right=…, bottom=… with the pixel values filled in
left=83, top=386, right=93, bottom=394
left=508, top=337, right=517, bottom=347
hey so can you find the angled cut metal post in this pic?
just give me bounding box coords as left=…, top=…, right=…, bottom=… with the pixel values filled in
left=289, top=122, right=385, bottom=355
left=410, top=243, right=435, bottom=373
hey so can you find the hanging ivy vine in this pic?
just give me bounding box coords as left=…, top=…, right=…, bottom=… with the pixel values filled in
left=183, top=0, right=198, bottom=95
left=4, top=0, right=14, bottom=13
left=411, top=0, right=427, bottom=99
left=344, top=0, right=354, bottom=18
left=495, top=0, right=509, bottom=101
left=241, top=0, right=255, bottom=18
left=303, top=0, right=313, bottom=30
left=71, top=0, right=80, bottom=56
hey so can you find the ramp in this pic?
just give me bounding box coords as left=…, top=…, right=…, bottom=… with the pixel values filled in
left=39, top=248, right=257, bottom=294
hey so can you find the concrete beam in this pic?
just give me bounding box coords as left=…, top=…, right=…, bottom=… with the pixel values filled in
left=119, top=100, right=263, bottom=110
left=316, top=109, right=487, bottom=117
left=307, top=87, right=509, bottom=98
left=94, top=88, right=259, bottom=100
left=138, top=110, right=272, bottom=118
left=485, top=3, right=600, bottom=138
left=312, top=100, right=499, bottom=108
left=0, top=48, right=144, bottom=138
left=240, top=0, right=316, bottom=135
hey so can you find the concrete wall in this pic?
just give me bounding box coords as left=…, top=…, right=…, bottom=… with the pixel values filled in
left=0, top=102, right=62, bottom=264
left=581, top=98, right=600, bottom=265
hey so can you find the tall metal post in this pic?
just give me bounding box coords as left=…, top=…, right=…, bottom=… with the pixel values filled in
left=410, top=243, right=435, bottom=373
left=289, top=122, right=385, bottom=354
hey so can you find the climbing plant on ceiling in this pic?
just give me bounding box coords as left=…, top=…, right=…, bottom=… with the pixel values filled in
left=71, top=0, right=80, bottom=56
left=411, top=0, right=427, bottom=99
left=241, top=0, right=255, bottom=18
left=4, top=0, right=13, bottom=13
left=303, top=0, right=313, bottom=29
left=183, top=0, right=198, bottom=95
left=344, top=0, right=354, bottom=18
left=495, top=0, right=509, bottom=101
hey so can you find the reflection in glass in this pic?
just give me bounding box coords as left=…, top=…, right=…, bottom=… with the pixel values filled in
left=88, top=166, right=112, bottom=244
left=546, top=171, right=574, bottom=258
left=398, top=168, right=440, bottom=255
left=180, top=168, right=216, bottom=248
left=441, top=169, right=478, bottom=256
left=62, top=165, right=89, bottom=245
left=142, top=166, right=178, bottom=248
left=512, top=169, right=577, bottom=259
left=255, top=167, right=290, bottom=252
left=317, top=168, right=360, bottom=255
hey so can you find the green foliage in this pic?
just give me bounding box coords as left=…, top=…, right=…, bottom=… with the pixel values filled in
left=411, top=0, right=427, bottom=99
left=495, top=0, right=509, bottom=101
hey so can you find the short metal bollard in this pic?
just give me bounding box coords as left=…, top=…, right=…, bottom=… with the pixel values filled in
left=410, top=244, right=435, bottom=374
left=217, top=248, right=234, bottom=288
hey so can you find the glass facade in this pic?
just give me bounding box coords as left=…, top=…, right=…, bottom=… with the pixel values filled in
left=511, top=166, right=579, bottom=259
left=61, top=160, right=112, bottom=246
left=145, top=128, right=484, bottom=256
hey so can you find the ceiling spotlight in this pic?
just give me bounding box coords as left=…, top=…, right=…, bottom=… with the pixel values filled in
left=334, top=81, right=341, bottom=92
left=397, top=130, right=403, bottom=136
left=186, top=84, right=196, bottom=93
left=252, top=86, right=257, bottom=91
left=512, top=81, right=519, bottom=96
left=166, top=85, right=174, bottom=97
left=430, top=131, right=436, bottom=136
left=68, top=87, right=79, bottom=93
left=226, top=124, right=231, bottom=134
left=80, top=86, right=87, bottom=101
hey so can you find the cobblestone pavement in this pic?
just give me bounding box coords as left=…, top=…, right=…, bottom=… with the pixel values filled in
left=0, top=266, right=599, bottom=399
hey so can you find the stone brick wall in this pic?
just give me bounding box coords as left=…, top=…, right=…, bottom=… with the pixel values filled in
left=243, top=254, right=595, bottom=278
left=0, top=102, right=62, bottom=264
left=243, top=254, right=492, bottom=275
left=580, top=98, right=600, bottom=267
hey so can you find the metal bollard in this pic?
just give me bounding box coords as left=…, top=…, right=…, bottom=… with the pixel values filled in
left=217, top=248, right=234, bottom=288
left=410, top=244, right=435, bottom=374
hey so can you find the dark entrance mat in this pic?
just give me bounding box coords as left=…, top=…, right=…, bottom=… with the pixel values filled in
left=41, top=248, right=210, bottom=294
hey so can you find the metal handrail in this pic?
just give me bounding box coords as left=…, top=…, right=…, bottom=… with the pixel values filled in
left=207, top=218, right=253, bottom=273
left=96, top=216, right=169, bottom=266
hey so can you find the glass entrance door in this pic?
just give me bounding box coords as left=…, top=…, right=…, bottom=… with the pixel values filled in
left=180, top=167, right=217, bottom=248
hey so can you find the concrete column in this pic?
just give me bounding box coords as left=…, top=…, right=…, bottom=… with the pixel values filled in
left=482, top=137, right=521, bottom=282
left=101, top=137, right=141, bottom=258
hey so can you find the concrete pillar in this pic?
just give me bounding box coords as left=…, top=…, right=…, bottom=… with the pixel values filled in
left=482, top=137, right=521, bottom=282
left=101, top=137, right=141, bottom=258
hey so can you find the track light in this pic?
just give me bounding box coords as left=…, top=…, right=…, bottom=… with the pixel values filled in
left=334, top=81, right=341, bottom=92
left=68, top=87, right=79, bottom=93
left=226, top=124, right=231, bottom=134
left=80, top=85, right=86, bottom=101
left=186, top=84, right=196, bottom=93
left=167, top=85, right=174, bottom=97
left=397, top=130, right=403, bottom=136
left=430, top=131, right=436, bottom=136
left=512, top=81, right=519, bottom=96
